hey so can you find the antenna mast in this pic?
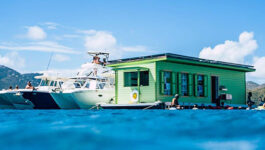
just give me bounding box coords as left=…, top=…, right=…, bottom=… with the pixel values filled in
left=46, top=52, right=54, bottom=70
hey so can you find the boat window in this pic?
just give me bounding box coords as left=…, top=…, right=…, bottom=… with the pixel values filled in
left=181, top=73, right=188, bottom=96
left=40, top=79, right=49, bottom=86
left=85, top=82, right=90, bottom=88
left=163, top=71, right=172, bottom=95
left=197, top=75, right=204, bottom=97
left=50, top=81, right=55, bottom=86
left=124, top=71, right=149, bottom=87
left=76, top=80, right=86, bottom=87
left=98, top=83, right=106, bottom=89
left=59, top=81, right=63, bottom=87
left=73, top=82, right=81, bottom=88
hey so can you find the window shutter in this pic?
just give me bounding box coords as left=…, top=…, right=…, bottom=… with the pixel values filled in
left=172, top=72, right=177, bottom=94
left=176, top=73, right=179, bottom=94
left=204, top=75, right=208, bottom=97
left=124, top=72, right=127, bottom=87
left=160, top=71, right=164, bottom=94
left=194, top=74, right=198, bottom=97
left=178, top=73, right=182, bottom=95
left=188, top=74, right=193, bottom=96
left=169, top=72, right=173, bottom=95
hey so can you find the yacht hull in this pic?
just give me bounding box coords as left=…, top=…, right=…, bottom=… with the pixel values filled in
left=22, top=90, right=60, bottom=109
left=0, top=92, right=15, bottom=109
left=50, top=92, right=80, bottom=109
left=72, top=89, right=115, bottom=109
left=0, top=90, right=34, bottom=109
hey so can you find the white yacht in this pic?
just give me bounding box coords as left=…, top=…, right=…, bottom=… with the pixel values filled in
left=20, top=75, right=66, bottom=109
left=51, top=76, right=115, bottom=109
left=50, top=78, right=82, bottom=109
left=50, top=52, right=115, bottom=109
left=71, top=76, right=114, bottom=109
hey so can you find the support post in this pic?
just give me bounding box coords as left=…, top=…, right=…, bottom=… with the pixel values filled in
left=137, top=69, right=140, bottom=103
left=115, top=70, right=118, bottom=104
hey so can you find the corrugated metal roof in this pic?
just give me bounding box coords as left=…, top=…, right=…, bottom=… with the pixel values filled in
left=108, top=53, right=254, bottom=70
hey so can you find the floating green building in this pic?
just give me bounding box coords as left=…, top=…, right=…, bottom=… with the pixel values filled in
left=108, top=53, right=255, bottom=105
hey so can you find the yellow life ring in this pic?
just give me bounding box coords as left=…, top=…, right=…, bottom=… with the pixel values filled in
left=129, top=90, right=139, bottom=104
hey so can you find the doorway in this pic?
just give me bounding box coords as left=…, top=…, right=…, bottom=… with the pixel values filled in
left=211, top=76, right=219, bottom=103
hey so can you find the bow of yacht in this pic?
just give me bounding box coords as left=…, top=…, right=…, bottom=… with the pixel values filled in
left=20, top=75, right=67, bottom=109
left=0, top=89, right=34, bottom=109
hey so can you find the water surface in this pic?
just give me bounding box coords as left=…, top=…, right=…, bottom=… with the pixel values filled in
left=0, top=109, right=264, bottom=150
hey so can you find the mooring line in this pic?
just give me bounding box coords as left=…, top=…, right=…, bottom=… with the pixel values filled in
left=90, top=105, right=97, bottom=110
left=143, top=105, right=155, bottom=110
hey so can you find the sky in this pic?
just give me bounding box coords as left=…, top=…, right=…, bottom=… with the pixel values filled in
left=0, top=0, right=265, bottom=82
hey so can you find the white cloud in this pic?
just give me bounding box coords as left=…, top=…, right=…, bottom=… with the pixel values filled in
left=198, top=31, right=265, bottom=83
left=199, top=31, right=258, bottom=63
left=85, top=31, right=117, bottom=50
left=53, top=54, right=70, bottom=62
left=83, top=30, right=148, bottom=59
left=248, top=56, right=265, bottom=82
left=62, top=34, right=81, bottom=38
left=0, top=41, right=80, bottom=54
left=27, top=26, right=47, bottom=40
left=44, top=22, right=58, bottom=30
left=0, top=52, right=25, bottom=70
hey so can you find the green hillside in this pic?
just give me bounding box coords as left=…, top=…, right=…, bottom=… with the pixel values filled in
left=246, top=81, right=265, bottom=104
left=246, top=81, right=259, bottom=90
left=0, top=65, right=42, bottom=90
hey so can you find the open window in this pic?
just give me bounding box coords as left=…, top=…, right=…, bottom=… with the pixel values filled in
left=160, top=71, right=172, bottom=95
left=163, top=72, right=172, bottom=95
left=194, top=74, right=208, bottom=97
left=181, top=73, right=189, bottom=96
left=124, top=71, right=149, bottom=87
left=197, top=75, right=204, bottom=97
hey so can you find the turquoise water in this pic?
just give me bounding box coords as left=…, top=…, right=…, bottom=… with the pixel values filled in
left=0, top=110, right=264, bottom=150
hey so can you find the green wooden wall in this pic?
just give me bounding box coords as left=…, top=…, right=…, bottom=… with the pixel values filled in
left=156, top=61, right=247, bottom=104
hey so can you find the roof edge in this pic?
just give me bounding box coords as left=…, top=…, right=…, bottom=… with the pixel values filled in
left=107, top=53, right=255, bottom=72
